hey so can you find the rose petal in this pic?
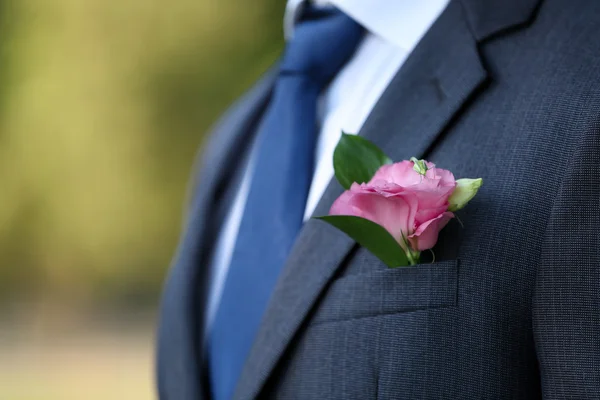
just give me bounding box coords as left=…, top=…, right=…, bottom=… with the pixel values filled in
left=370, top=161, right=423, bottom=187
left=408, top=212, right=454, bottom=251
left=330, top=190, right=417, bottom=244
left=330, top=190, right=361, bottom=216
left=425, top=166, right=455, bottom=185
left=415, top=204, right=450, bottom=226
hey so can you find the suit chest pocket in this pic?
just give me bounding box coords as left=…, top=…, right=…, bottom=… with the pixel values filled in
left=310, top=257, right=459, bottom=325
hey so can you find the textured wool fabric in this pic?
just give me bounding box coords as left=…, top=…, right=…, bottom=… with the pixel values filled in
left=156, top=0, right=600, bottom=398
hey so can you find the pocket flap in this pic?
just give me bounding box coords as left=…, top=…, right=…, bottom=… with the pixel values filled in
left=311, top=259, right=459, bottom=324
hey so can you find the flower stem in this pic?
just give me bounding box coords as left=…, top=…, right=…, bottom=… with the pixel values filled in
left=405, top=249, right=420, bottom=266
left=400, top=233, right=421, bottom=266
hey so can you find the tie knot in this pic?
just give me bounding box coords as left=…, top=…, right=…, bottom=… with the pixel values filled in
left=279, top=7, right=363, bottom=87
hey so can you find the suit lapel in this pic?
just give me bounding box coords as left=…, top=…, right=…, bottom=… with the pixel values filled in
left=234, top=0, right=542, bottom=398
left=156, top=68, right=277, bottom=400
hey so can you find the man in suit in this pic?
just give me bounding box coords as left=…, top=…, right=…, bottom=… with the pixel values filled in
left=157, top=0, right=600, bottom=398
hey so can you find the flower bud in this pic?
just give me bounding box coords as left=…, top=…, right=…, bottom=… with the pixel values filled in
left=448, top=178, right=483, bottom=211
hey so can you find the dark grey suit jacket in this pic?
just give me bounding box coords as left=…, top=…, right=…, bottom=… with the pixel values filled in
left=156, top=0, right=600, bottom=398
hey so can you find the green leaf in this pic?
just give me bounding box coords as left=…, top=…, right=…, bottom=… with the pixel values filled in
left=316, top=215, right=409, bottom=268
left=448, top=178, right=483, bottom=212
left=333, top=133, right=392, bottom=190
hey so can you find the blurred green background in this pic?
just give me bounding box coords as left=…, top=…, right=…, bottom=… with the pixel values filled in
left=0, top=0, right=284, bottom=398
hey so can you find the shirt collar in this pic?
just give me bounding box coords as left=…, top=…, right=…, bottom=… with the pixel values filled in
left=285, top=0, right=450, bottom=50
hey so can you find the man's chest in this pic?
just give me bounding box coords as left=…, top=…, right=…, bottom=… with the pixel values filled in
left=261, top=82, right=579, bottom=400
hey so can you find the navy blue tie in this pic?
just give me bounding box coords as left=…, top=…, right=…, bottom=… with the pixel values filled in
left=208, top=8, right=363, bottom=400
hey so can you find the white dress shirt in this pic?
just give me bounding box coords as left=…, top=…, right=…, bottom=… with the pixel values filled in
left=204, top=0, right=450, bottom=333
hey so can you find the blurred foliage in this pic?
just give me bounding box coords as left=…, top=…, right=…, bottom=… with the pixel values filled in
left=0, top=0, right=285, bottom=310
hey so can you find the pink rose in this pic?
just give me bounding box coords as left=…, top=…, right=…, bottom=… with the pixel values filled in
left=330, top=160, right=456, bottom=252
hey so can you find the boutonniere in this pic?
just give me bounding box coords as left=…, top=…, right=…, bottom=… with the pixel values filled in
left=316, top=134, right=482, bottom=268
